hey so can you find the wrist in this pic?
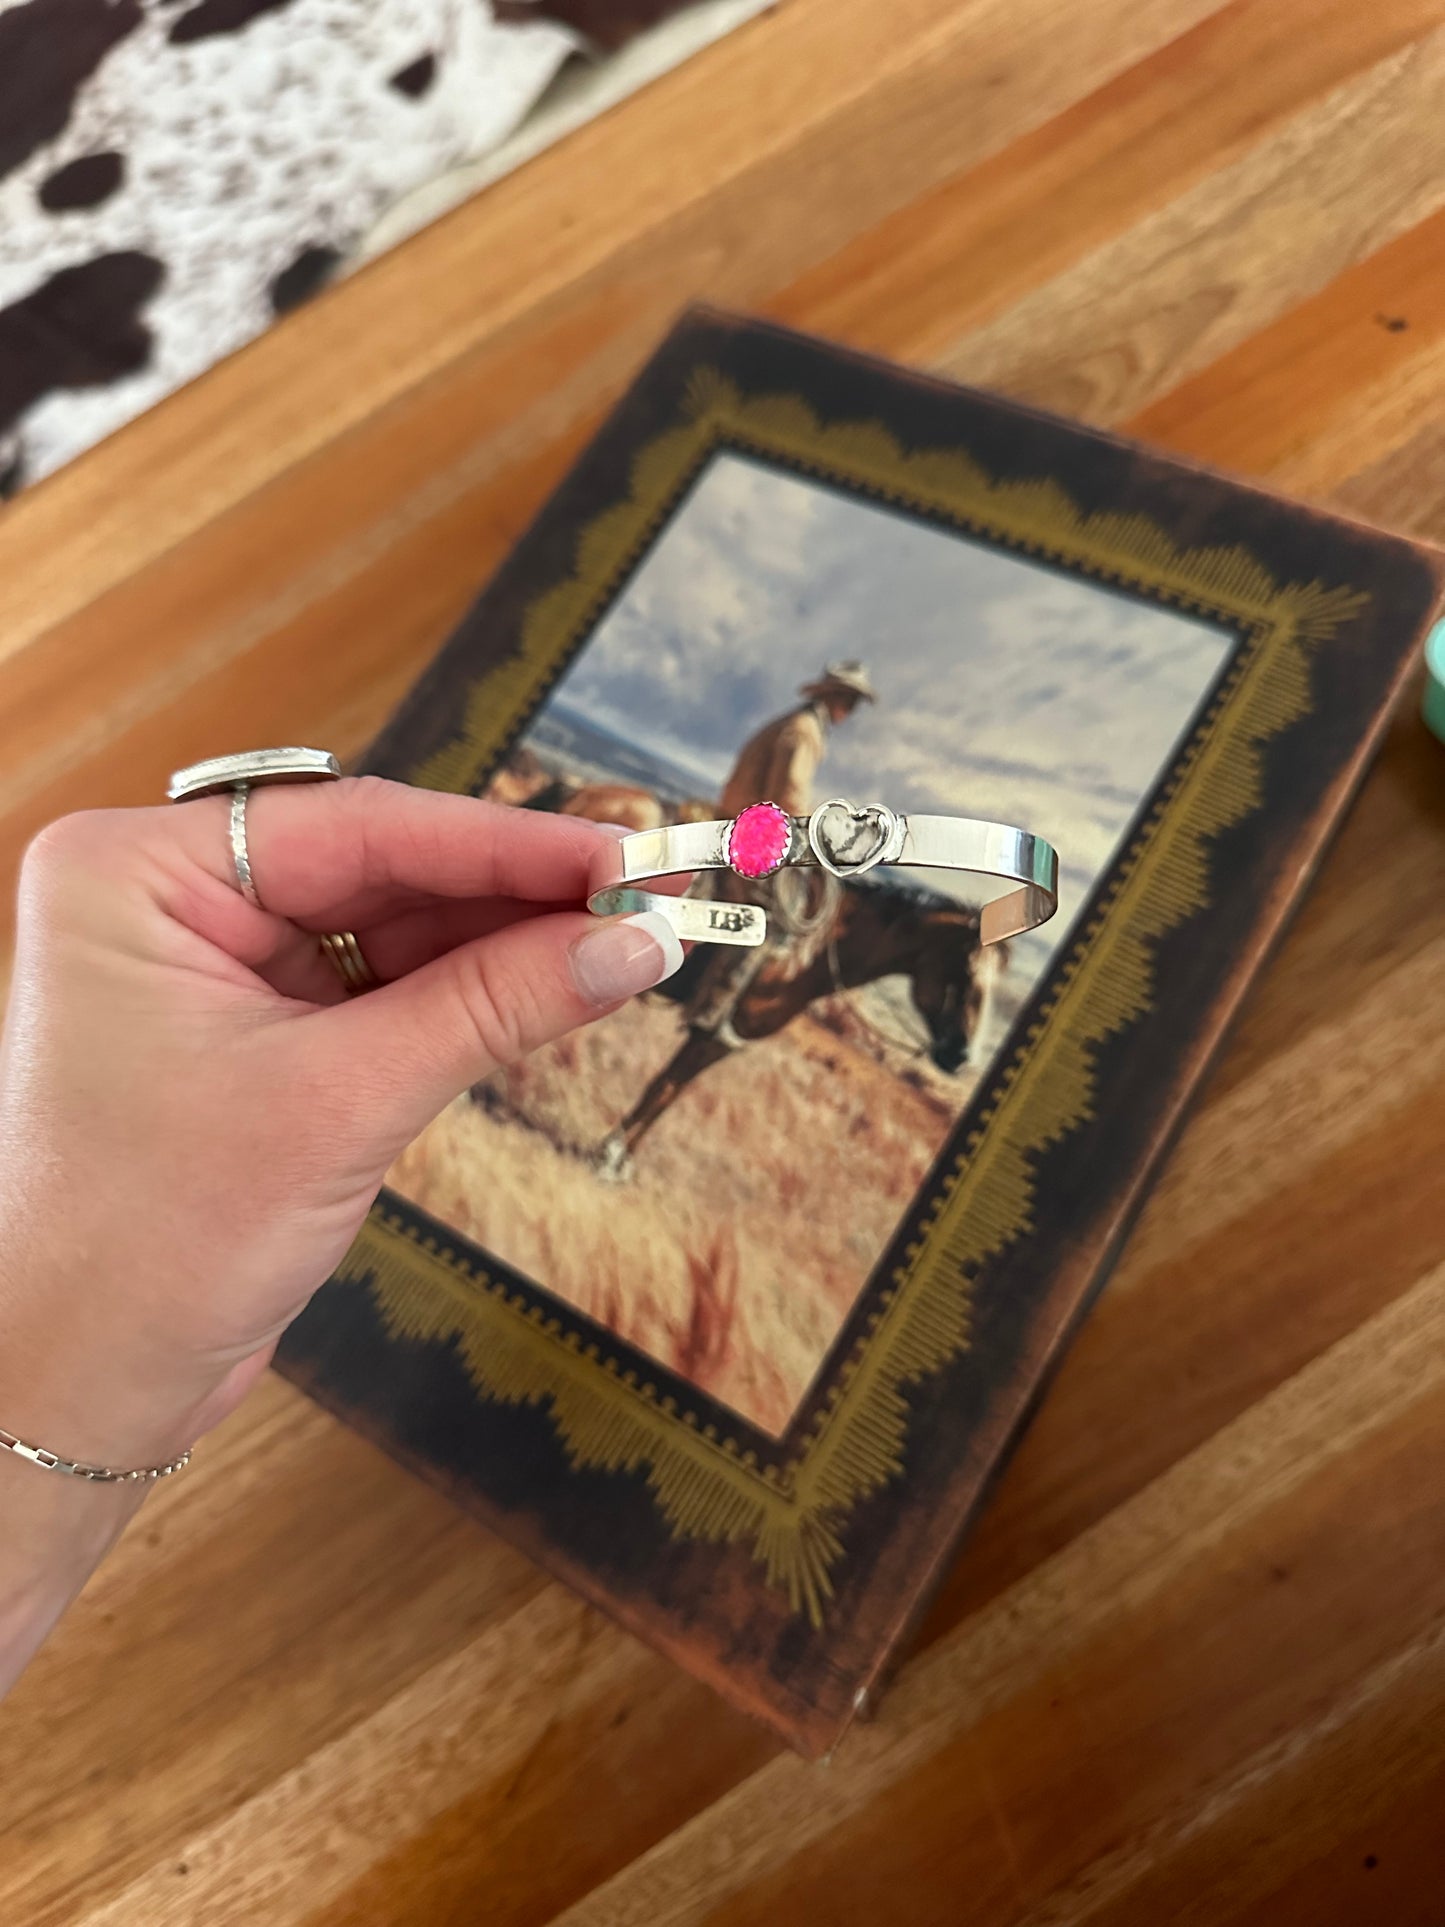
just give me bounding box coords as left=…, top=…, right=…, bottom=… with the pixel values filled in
left=0, top=1328, right=206, bottom=1475
left=0, top=1436, right=150, bottom=1698
left=0, top=1259, right=198, bottom=1700
left=0, top=1250, right=209, bottom=1474
left=0, top=1251, right=213, bottom=1701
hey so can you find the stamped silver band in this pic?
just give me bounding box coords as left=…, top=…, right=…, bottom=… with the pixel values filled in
left=587, top=884, right=772, bottom=947
left=167, top=746, right=344, bottom=916
left=229, top=783, right=262, bottom=908
left=588, top=798, right=1059, bottom=948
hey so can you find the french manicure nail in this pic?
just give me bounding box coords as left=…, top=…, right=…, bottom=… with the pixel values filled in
left=569, top=911, right=684, bottom=1006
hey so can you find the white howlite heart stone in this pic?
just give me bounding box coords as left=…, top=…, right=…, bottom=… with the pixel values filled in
left=807, top=799, right=898, bottom=877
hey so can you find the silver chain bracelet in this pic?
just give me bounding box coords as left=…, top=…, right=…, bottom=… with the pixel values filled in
left=0, top=1425, right=191, bottom=1484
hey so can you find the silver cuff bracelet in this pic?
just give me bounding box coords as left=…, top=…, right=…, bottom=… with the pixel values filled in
left=588, top=797, right=1059, bottom=947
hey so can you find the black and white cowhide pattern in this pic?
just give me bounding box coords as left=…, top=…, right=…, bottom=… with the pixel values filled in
left=0, top=0, right=590, bottom=493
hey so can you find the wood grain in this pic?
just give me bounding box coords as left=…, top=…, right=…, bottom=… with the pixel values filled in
left=2, top=0, right=1445, bottom=1920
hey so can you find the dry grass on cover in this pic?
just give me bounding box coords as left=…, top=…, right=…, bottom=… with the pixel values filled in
left=388, top=992, right=976, bottom=1435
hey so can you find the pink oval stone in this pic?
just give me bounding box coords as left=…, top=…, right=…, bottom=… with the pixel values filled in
left=727, top=801, right=792, bottom=878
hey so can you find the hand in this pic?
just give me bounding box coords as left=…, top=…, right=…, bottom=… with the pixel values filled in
left=0, top=778, right=682, bottom=1477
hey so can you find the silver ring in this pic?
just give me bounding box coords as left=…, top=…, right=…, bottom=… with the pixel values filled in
left=166, top=747, right=342, bottom=801
left=588, top=797, right=1059, bottom=948
left=230, top=783, right=261, bottom=907
left=167, top=748, right=342, bottom=912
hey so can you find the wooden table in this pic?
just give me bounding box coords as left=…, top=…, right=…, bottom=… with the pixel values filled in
left=4, top=2, right=1445, bottom=1920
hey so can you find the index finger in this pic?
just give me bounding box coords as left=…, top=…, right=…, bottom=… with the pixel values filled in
left=161, top=776, right=624, bottom=924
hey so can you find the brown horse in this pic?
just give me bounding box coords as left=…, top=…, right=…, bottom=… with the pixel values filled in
left=522, top=775, right=717, bottom=831
left=594, top=883, right=1006, bottom=1178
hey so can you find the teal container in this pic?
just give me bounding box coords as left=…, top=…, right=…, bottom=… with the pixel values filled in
left=1427, top=618, right=1445, bottom=746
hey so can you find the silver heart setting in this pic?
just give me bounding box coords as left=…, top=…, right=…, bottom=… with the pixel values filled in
left=807, top=798, right=899, bottom=878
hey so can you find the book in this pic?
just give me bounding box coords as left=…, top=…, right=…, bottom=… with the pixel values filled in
left=276, top=309, right=1442, bottom=1755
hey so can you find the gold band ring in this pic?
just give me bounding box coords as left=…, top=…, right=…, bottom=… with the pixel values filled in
left=319, top=929, right=379, bottom=995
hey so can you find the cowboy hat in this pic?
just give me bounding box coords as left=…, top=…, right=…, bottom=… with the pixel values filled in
left=799, top=659, right=877, bottom=703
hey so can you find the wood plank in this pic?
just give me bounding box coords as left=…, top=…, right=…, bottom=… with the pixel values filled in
left=1131, top=201, right=1445, bottom=524
left=552, top=1263, right=1445, bottom=1924
left=930, top=27, right=1445, bottom=420
left=71, top=1556, right=770, bottom=1927
left=772, top=0, right=1445, bottom=357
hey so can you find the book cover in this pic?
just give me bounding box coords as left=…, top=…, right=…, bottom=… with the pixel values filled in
left=276, top=309, right=1442, bottom=1754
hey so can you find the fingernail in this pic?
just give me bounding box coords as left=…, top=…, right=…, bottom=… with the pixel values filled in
left=570, top=911, right=683, bottom=1006
left=594, top=820, right=632, bottom=838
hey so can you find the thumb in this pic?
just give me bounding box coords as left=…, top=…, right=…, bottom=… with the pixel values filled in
left=324, top=906, right=684, bottom=1151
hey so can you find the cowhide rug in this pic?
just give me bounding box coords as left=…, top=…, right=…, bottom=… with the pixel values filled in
left=0, top=0, right=706, bottom=495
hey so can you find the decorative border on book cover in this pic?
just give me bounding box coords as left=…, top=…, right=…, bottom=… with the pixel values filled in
left=335, top=369, right=1364, bottom=1624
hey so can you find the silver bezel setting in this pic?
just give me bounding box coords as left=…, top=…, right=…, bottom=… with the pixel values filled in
left=806, top=797, right=902, bottom=878
left=723, top=800, right=796, bottom=880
